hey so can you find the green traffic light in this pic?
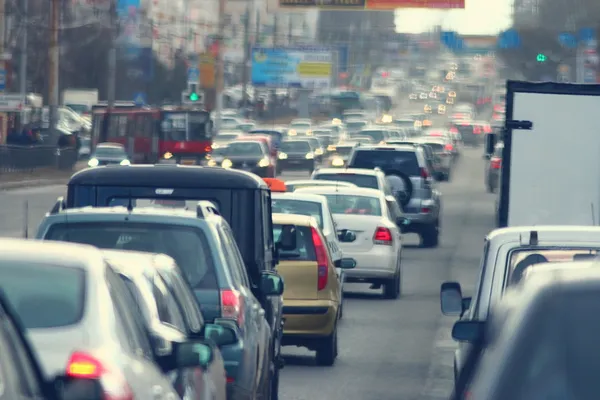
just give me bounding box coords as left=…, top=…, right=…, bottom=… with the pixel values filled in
left=189, top=92, right=199, bottom=101
left=536, top=53, right=547, bottom=62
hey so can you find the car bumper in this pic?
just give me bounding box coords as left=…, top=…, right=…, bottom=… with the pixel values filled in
left=342, top=246, right=397, bottom=280
left=218, top=339, right=255, bottom=395
left=282, top=300, right=337, bottom=338
left=279, top=159, right=315, bottom=170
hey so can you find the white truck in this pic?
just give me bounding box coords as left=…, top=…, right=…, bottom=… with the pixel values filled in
left=62, top=89, right=99, bottom=115
left=496, top=80, right=600, bottom=227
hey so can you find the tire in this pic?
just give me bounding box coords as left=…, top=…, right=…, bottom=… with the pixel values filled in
left=316, top=327, right=338, bottom=366
left=421, top=222, right=439, bottom=248
left=383, top=272, right=401, bottom=299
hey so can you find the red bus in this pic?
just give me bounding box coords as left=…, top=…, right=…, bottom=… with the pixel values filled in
left=92, top=107, right=213, bottom=164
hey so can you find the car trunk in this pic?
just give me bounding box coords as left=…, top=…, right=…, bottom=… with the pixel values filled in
left=277, top=260, right=319, bottom=300
left=333, top=214, right=380, bottom=252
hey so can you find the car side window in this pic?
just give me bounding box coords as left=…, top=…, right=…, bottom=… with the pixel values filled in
left=152, top=275, right=187, bottom=333
left=161, top=270, right=204, bottom=333
left=224, top=225, right=253, bottom=288
left=220, top=225, right=251, bottom=288
left=468, top=239, right=490, bottom=319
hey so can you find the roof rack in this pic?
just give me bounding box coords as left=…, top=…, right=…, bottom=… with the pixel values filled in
left=196, top=201, right=220, bottom=219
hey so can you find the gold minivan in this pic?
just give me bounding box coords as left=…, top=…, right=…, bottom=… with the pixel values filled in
left=273, top=213, right=356, bottom=366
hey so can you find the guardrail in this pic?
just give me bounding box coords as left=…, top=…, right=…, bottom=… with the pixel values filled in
left=0, top=145, right=78, bottom=174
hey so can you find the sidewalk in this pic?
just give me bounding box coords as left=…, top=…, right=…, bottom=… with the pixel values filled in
left=0, top=162, right=87, bottom=190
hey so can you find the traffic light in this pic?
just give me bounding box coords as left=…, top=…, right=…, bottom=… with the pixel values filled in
left=188, top=84, right=199, bottom=102
left=536, top=53, right=547, bottom=62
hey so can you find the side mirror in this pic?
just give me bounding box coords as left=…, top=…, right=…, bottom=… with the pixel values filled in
left=204, top=323, right=239, bottom=347
left=338, top=229, right=356, bottom=243
left=483, top=153, right=491, bottom=159
left=174, top=340, right=214, bottom=370
left=260, top=271, right=284, bottom=296
left=277, top=224, right=297, bottom=250
left=451, top=320, right=484, bottom=343
left=55, top=376, right=104, bottom=400
left=334, top=257, right=356, bottom=269
left=440, top=281, right=464, bottom=316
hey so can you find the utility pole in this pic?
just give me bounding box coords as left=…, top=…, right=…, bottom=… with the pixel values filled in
left=48, top=0, right=60, bottom=140
left=19, top=0, right=28, bottom=129
left=273, top=13, right=278, bottom=46
left=107, top=0, right=117, bottom=109
left=214, top=0, right=226, bottom=132
left=287, top=14, right=292, bottom=44
left=241, top=2, right=251, bottom=109
left=253, top=10, right=260, bottom=106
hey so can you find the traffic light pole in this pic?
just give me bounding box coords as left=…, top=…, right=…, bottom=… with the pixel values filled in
left=214, top=0, right=226, bottom=132
left=241, top=1, right=251, bottom=110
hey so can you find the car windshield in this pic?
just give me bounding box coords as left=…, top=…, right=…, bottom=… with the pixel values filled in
left=273, top=224, right=316, bottom=261
left=93, top=146, right=126, bottom=158
left=360, top=130, right=387, bottom=143
left=334, top=146, right=354, bottom=157
left=320, top=194, right=382, bottom=216
left=281, top=141, right=311, bottom=153
left=351, top=150, right=420, bottom=176
left=0, top=261, right=85, bottom=329
left=226, top=142, right=264, bottom=156
left=313, top=173, right=378, bottom=189
left=45, top=222, right=218, bottom=290
left=346, top=121, right=367, bottom=131
left=272, top=199, right=323, bottom=228
left=507, top=248, right=600, bottom=286
left=215, top=134, right=239, bottom=142
left=291, top=122, right=311, bottom=130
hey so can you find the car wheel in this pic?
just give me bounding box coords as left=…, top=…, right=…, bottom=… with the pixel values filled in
left=316, top=327, right=338, bottom=366
left=383, top=272, right=401, bottom=299
left=421, top=222, right=440, bottom=248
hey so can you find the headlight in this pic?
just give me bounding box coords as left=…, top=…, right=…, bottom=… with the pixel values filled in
left=306, top=130, right=313, bottom=136
left=207, top=159, right=217, bottom=167
left=120, top=159, right=131, bottom=166
left=278, top=152, right=288, bottom=160
left=327, top=145, right=336, bottom=152
left=212, top=143, right=221, bottom=149
left=305, top=153, right=314, bottom=159
left=258, top=157, right=270, bottom=168
left=163, top=152, right=173, bottom=159
left=288, top=129, right=297, bottom=136
left=315, top=148, right=323, bottom=156
left=331, top=157, right=344, bottom=167
left=88, top=158, right=99, bottom=167
left=221, top=159, right=233, bottom=168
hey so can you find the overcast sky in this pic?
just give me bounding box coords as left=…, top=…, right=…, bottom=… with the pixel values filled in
left=394, top=0, right=512, bottom=35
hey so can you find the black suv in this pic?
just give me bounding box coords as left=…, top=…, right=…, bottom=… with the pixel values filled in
left=346, top=144, right=442, bottom=247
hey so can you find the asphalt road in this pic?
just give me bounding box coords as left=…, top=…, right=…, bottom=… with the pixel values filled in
left=0, top=146, right=495, bottom=400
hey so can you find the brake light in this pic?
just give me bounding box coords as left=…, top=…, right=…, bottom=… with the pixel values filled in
left=444, top=143, right=454, bottom=152
left=490, top=156, right=501, bottom=169
left=373, top=227, right=393, bottom=245
left=311, top=227, right=329, bottom=291
left=483, top=125, right=492, bottom=133
left=421, top=167, right=429, bottom=179
left=473, top=126, right=482, bottom=134
left=66, top=352, right=133, bottom=400
left=221, top=289, right=245, bottom=326
left=449, top=127, right=458, bottom=134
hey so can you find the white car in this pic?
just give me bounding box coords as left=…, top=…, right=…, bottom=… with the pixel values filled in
left=0, top=239, right=184, bottom=399
left=271, top=192, right=352, bottom=316
left=294, top=187, right=405, bottom=299
left=311, top=167, right=389, bottom=192
left=284, top=179, right=357, bottom=192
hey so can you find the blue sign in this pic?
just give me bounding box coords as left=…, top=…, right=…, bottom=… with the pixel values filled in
left=133, top=92, right=146, bottom=106
left=558, top=32, right=577, bottom=48
left=440, top=31, right=464, bottom=51
left=498, top=29, right=521, bottom=49
left=0, top=70, right=6, bottom=91
left=579, top=27, right=595, bottom=43
left=338, top=45, right=349, bottom=73
left=187, top=67, right=199, bottom=83
left=251, top=46, right=333, bottom=89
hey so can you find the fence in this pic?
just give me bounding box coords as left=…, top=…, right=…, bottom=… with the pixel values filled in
left=0, top=145, right=78, bottom=174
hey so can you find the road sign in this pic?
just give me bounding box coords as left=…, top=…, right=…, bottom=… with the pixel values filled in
left=558, top=32, right=577, bottom=48
left=0, top=69, right=6, bottom=91
left=0, top=94, right=24, bottom=111
left=498, top=29, right=521, bottom=49
left=440, top=31, right=464, bottom=51
left=579, top=27, right=595, bottom=43
left=187, top=67, right=200, bottom=84
left=133, top=92, right=146, bottom=106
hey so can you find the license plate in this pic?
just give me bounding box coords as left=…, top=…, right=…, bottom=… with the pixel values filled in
left=289, top=160, right=302, bottom=164
left=182, top=159, right=196, bottom=165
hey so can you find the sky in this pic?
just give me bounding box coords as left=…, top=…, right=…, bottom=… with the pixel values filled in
left=394, top=0, right=513, bottom=35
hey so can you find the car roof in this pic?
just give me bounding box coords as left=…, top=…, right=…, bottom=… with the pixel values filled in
left=355, top=144, right=417, bottom=152
left=313, top=167, right=381, bottom=176
left=272, top=213, right=316, bottom=227
left=272, top=192, right=327, bottom=204
left=295, top=186, right=383, bottom=197
left=96, top=143, right=124, bottom=148
left=283, top=138, right=311, bottom=143
left=69, top=165, right=268, bottom=189
left=0, top=238, right=103, bottom=269
left=285, top=179, right=357, bottom=187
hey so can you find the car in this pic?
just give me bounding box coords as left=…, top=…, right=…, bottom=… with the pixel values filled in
left=50, top=165, right=286, bottom=398
left=272, top=192, right=356, bottom=317
left=344, top=119, right=369, bottom=134
left=288, top=119, right=312, bottom=136
left=312, top=128, right=334, bottom=149
left=324, top=142, right=359, bottom=167
left=284, top=179, right=357, bottom=192
left=278, top=139, right=317, bottom=174
left=293, top=187, right=407, bottom=298
left=345, top=145, right=442, bottom=247
left=247, top=128, right=285, bottom=151
left=359, top=127, right=391, bottom=144
left=37, top=202, right=284, bottom=400
left=413, top=137, right=455, bottom=181
left=440, top=226, right=600, bottom=387
left=305, top=136, right=325, bottom=163
left=449, top=121, right=482, bottom=147
left=0, top=238, right=185, bottom=399
left=213, top=131, right=242, bottom=149
left=485, top=141, right=503, bottom=193
left=311, top=167, right=389, bottom=192
left=236, top=121, right=256, bottom=132
left=0, top=286, right=105, bottom=400
left=273, top=213, right=356, bottom=365
left=87, top=142, right=130, bottom=167
left=215, top=139, right=276, bottom=177
left=103, top=250, right=228, bottom=400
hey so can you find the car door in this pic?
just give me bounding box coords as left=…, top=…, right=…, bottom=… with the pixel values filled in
left=321, top=204, right=344, bottom=285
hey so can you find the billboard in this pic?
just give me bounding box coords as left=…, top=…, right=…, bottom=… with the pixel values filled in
left=251, top=46, right=332, bottom=89
left=277, top=0, right=463, bottom=10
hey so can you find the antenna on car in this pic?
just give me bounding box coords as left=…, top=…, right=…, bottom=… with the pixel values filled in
left=23, top=201, right=29, bottom=238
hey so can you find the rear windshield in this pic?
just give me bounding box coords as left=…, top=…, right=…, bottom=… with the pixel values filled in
left=0, top=261, right=85, bottom=328
left=334, top=146, right=354, bottom=156
left=45, top=223, right=218, bottom=290
left=273, top=224, right=316, bottom=261
left=420, top=142, right=444, bottom=151
left=346, top=121, right=367, bottom=130
left=272, top=199, right=323, bottom=228
left=227, top=142, right=264, bottom=157
left=322, top=194, right=382, bottom=216
left=350, top=150, right=420, bottom=176
left=360, top=130, right=387, bottom=143
left=313, top=173, right=378, bottom=189
left=281, top=141, right=311, bottom=153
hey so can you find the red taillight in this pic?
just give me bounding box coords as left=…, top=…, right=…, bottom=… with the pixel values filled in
left=205, top=145, right=212, bottom=152
left=311, top=227, right=329, bottom=291
left=227, top=377, right=235, bottom=383
left=490, top=157, right=501, bottom=169
left=421, top=167, right=429, bottom=179
left=421, top=207, right=431, bottom=213
left=66, top=352, right=133, bottom=400
left=483, top=125, right=492, bottom=133
left=449, top=127, right=458, bottom=134
left=221, top=289, right=245, bottom=326
left=473, top=126, right=482, bottom=134
left=373, top=227, right=393, bottom=245
left=444, top=143, right=453, bottom=151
